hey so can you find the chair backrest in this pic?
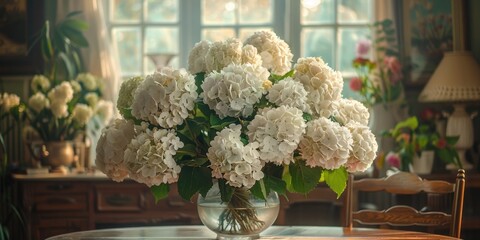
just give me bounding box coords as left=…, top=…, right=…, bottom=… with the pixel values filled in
left=344, top=169, right=466, bottom=238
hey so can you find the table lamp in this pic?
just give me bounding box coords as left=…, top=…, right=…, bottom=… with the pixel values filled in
left=418, top=51, right=480, bottom=170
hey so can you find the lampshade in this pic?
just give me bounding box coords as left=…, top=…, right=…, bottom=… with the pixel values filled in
left=418, top=51, right=480, bottom=103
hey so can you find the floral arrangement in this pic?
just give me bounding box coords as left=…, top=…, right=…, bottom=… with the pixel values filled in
left=96, top=31, right=377, bottom=234
left=350, top=19, right=404, bottom=107
left=384, top=109, right=459, bottom=171
left=13, top=73, right=113, bottom=142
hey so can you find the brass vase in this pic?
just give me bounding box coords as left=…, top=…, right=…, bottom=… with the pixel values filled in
left=40, top=141, right=75, bottom=171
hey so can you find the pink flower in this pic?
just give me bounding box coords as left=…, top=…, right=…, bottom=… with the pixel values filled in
left=436, top=138, right=447, bottom=149
left=383, top=56, right=403, bottom=83
left=349, top=77, right=362, bottom=91
left=385, top=152, right=401, bottom=168
left=356, top=39, right=371, bottom=58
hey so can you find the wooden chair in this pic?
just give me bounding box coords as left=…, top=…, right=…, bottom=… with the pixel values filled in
left=344, top=169, right=466, bottom=238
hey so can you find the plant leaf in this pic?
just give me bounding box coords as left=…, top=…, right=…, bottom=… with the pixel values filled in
left=178, top=166, right=212, bottom=200
left=150, top=184, right=169, bottom=203
left=61, top=19, right=89, bottom=31
left=289, top=161, right=322, bottom=194
left=323, top=167, right=348, bottom=198
left=218, top=179, right=234, bottom=203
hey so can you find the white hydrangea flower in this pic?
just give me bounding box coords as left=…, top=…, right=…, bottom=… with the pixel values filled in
left=201, top=63, right=269, bottom=119
left=293, top=57, right=344, bottom=117
left=85, top=92, right=99, bottom=108
left=299, top=117, right=352, bottom=170
left=76, top=73, right=97, bottom=91
left=244, top=30, right=293, bottom=75
left=69, top=80, right=82, bottom=93
left=345, top=122, right=377, bottom=173
left=117, top=76, right=144, bottom=112
left=96, top=119, right=135, bottom=182
left=124, top=125, right=183, bottom=187
left=241, top=44, right=263, bottom=66
left=72, top=103, right=94, bottom=126
left=95, top=100, right=114, bottom=125
left=49, top=101, right=69, bottom=118
left=188, top=40, right=211, bottom=74
left=28, top=92, right=49, bottom=113
left=267, top=77, right=311, bottom=114
left=247, top=106, right=306, bottom=165
left=0, top=92, right=20, bottom=112
left=334, top=98, right=370, bottom=126
left=31, top=75, right=51, bottom=93
left=205, top=38, right=243, bottom=73
left=95, top=75, right=105, bottom=93
left=207, top=124, right=264, bottom=188
left=47, top=82, right=74, bottom=103
left=131, top=67, right=197, bottom=128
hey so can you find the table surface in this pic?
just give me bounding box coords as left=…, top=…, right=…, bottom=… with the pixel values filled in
left=45, top=225, right=458, bottom=240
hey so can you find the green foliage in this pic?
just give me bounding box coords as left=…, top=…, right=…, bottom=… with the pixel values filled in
left=150, top=184, right=169, bottom=203
left=323, top=167, right=348, bottom=198
left=287, top=161, right=322, bottom=194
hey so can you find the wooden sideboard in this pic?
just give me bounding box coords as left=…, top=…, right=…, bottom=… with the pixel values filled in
left=13, top=172, right=342, bottom=240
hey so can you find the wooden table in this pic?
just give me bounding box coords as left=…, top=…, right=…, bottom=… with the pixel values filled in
left=45, top=225, right=459, bottom=239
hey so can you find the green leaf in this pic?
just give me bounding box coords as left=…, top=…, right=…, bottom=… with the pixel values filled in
left=178, top=166, right=212, bottom=200
left=66, top=11, right=83, bottom=18
left=218, top=179, right=234, bottom=203
left=323, top=167, right=348, bottom=198
left=61, top=19, right=89, bottom=31
left=40, top=23, right=54, bottom=60
left=264, top=174, right=286, bottom=197
left=289, top=161, right=322, bottom=194
left=61, top=27, right=89, bottom=48
left=391, top=116, right=418, bottom=137
left=251, top=179, right=268, bottom=200
left=150, top=184, right=169, bottom=203
left=446, top=136, right=459, bottom=146
left=303, top=113, right=313, bottom=122
left=194, top=72, right=206, bottom=95
left=58, top=52, right=75, bottom=80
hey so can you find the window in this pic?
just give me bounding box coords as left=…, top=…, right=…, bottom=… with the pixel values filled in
left=105, top=0, right=373, bottom=92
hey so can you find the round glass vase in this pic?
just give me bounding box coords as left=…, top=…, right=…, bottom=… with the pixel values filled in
left=197, top=184, right=280, bottom=240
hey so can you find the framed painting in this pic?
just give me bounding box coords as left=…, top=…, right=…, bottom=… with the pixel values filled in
left=401, top=0, right=453, bottom=88
left=0, top=0, right=45, bottom=75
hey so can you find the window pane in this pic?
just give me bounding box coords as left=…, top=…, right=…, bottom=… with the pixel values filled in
left=301, top=28, right=334, bottom=67
left=202, top=28, right=236, bottom=41
left=239, top=0, right=271, bottom=24
left=203, top=0, right=236, bottom=25
left=110, top=0, right=142, bottom=23
left=301, top=0, right=334, bottom=24
left=145, top=55, right=179, bottom=74
left=145, top=0, right=178, bottom=23
left=338, top=27, right=370, bottom=72
left=145, top=27, right=179, bottom=54
left=338, top=0, right=372, bottom=23
left=239, top=28, right=271, bottom=41
left=113, top=28, right=141, bottom=76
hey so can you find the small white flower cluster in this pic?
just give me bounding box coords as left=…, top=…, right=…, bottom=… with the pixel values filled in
left=244, top=30, right=293, bottom=75
left=31, top=75, right=51, bottom=93
left=345, top=122, right=378, bottom=172
left=72, top=104, right=94, bottom=125
left=247, top=106, right=306, bottom=165
left=334, top=98, right=370, bottom=126
left=201, top=64, right=269, bottom=119
left=208, top=124, right=263, bottom=188
left=123, top=123, right=184, bottom=187
left=76, top=73, right=97, bottom=91
left=131, top=67, right=198, bottom=128
left=117, top=76, right=144, bottom=111
left=0, top=92, right=20, bottom=112
left=28, top=92, right=49, bottom=112
left=267, top=77, right=311, bottom=114
left=47, top=82, right=74, bottom=118
left=188, top=40, right=211, bottom=74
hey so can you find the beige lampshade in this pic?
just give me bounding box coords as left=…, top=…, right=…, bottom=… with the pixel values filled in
left=418, top=51, right=480, bottom=102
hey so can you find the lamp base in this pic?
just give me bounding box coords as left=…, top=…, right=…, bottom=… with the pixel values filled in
left=445, top=104, right=474, bottom=171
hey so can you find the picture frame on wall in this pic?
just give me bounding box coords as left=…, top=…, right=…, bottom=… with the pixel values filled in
left=401, top=0, right=453, bottom=88
left=0, top=0, right=44, bottom=75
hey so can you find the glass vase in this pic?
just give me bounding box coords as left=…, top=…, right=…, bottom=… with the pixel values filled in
left=197, top=184, right=279, bottom=240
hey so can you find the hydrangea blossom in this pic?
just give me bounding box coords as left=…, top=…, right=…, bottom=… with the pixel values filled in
left=0, top=92, right=20, bottom=112
left=334, top=98, right=370, bottom=126
left=207, top=124, right=264, bottom=188
left=247, top=106, right=306, bottom=165
left=131, top=67, right=197, bottom=128
left=85, top=92, right=99, bottom=108
left=31, top=75, right=50, bottom=93
left=124, top=124, right=184, bottom=187
left=47, top=82, right=74, bottom=118
left=96, top=119, right=135, bottom=182
left=299, top=117, right=352, bottom=170
left=28, top=92, right=49, bottom=113
left=267, top=77, right=311, bottom=114
left=72, top=103, right=94, bottom=126
left=76, top=73, right=97, bottom=91
left=69, top=80, right=82, bottom=93
left=117, top=76, right=144, bottom=112
left=205, top=38, right=243, bottom=73
left=188, top=40, right=211, bottom=74
left=293, top=57, right=344, bottom=117
left=95, top=100, right=114, bottom=124
left=345, top=122, right=378, bottom=173
left=201, top=63, right=268, bottom=119
left=244, top=31, right=293, bottom=75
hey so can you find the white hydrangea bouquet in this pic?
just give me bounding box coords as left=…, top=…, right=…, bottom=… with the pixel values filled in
left=96, top=31, right=377, bottom=233
left=24, top=73, right=113, bottom=141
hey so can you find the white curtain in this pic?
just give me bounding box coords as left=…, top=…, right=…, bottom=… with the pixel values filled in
left=56, top=0, right=121, bottom=104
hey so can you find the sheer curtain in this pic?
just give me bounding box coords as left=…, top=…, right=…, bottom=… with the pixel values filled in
left=57, top=0, right=121, bottom=167
left=56, top=0, right=121, bottom=104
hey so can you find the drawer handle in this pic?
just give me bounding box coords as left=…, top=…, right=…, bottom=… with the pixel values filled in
left=106, top=195, right=134, bottom=206
left=47, top=184, right=73, bottom=191
left=46, top=197, right=77, bottom=205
